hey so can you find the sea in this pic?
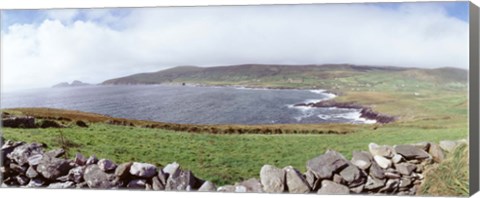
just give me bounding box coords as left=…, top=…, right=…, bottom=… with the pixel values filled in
left=1, top=85, right=376, bottom=125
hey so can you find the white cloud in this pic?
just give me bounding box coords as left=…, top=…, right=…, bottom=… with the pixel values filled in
left=1, top=4, right=469, bottom=92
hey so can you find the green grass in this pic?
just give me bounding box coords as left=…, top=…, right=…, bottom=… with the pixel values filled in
left=419, top=143, right=469, bottom=196
left=2, top=122, right=467, bottom=186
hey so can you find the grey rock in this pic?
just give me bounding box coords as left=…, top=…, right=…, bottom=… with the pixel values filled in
left=36, top=155, right=71, bottom=180
left=391, top=154, right=403, bottom=164
left=115, top=162, right=133, bottom=179
left=166, top=170, right=202, bottom=191
left=26, top=166, right=39, bottom=178
left=439, top=140, right=458, bottom=152
left=26, top=178, right=45, bottom=188
left=163, top=162, right=180, bottom=176
left=152, top=176, right=165, bottom=190
left=9, top=163, right=27, bottom=174
left=130, top=162, right=157, bottom=178
left=379, top=179, right=400, bottom=193
left=395, top=163, right=416, bottom=176
left=74, top=153, right=87, bottom=165
left=83, top=165, right=113, bottom=188
left=45, top=149, right=65, bottom=158
left=145, top=183, right=153, bottom=190
left=394, top=145, right=430, bottom=160
left=351, top=151, right=372, bottom=170
left=350, top=184, right=364, bottom=193
left=284, top=166, right=310, bottom=193
left=368, top=143, right=395, bottom=158
left=429, top=143, right=445, bottom=163
left=127, top=179, right=147, bottom=189
left=339, top=163, right=365, bottom=187
left=198, top=181, right=217, bottom=192
left=98, top=159, right=117, bottom=172
left=373, top=155, right=391, bottom=169
left=27, top=154, right=43, bottom=166
left=307, top=150, right=349, bottom=179
left=260, top=164, right=285, bottom=193
left=305, top=170, right=320, bottom=191
left=47, top=181, right=75, bottom=189
left=7, top=143, right=44, bottom=166
left=384, top=172, right=401, bottom=179
left=399, top=177, right=413, bottom=188
left=235, top=178, right=263, bottom=193
left=15, top=175, right=30, bottom=185
left=76, top=182, right=89, bottom=189
left=317, top=180, right=350, bottom=194
left=364, top=176, right=385, bottom=190
left=333, top=174, right=345, bottom=184
left=412, top=142, right=430, bottom=151
left=217, top=185, right=236, bottom=192
left=67, top=166, right=85, bottom=183
left=86, top=155, right=98, bottom=165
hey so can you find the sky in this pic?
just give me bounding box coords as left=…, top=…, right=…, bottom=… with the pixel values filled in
left=0, top=2, right=470, bottom=92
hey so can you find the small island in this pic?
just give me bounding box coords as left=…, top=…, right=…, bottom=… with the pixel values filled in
left=52, top=80, right=91, bottom=88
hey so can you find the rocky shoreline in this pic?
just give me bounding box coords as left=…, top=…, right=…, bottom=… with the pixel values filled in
left=294, top=100, right=396, bottom=124
left=0, top=138, right=466, bottom=195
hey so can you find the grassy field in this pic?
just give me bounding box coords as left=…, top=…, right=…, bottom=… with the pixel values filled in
left=1, top=65, right=469, bottom=192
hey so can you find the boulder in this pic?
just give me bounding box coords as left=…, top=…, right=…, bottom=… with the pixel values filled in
left=166, top=170, right=203, bottom=191
left=127, top=179, right=147, bottom=189
left=74, top=153, right=87, bottom=166
left=350, top=184, right=364, bottom=193
left=152, top=176, right=166, bottom=191
left=369, top=163, right=385, bottom=179
left=305, top=170, right=320, bottom=191
left=339, top=163, right=365, bottom=187
left=9, top=163, right=27, bottom=174
left=115, top=162, right=133, bottom=180
left=364, top=176, right=385, bottom=190
left=47, top=181, right=75, bottom=189
left=198, top=181, right=217, bottom=192
left=86, top=155, right=98, bottom=165
left=163, top=162, right=180, bottom=176
left=45, top=149, right=65, bottom=158
left=379, top=179, right=400, bottom=193
left=26, top=166, right=39, bottom=178
left=284, top=166, right=310, bottom=193
left=395, top=163, right=416, bottom=176
left=412, top=142, right=430, bottom=151
left=351, top=151, right=372, bottom=170
left=129, top=162, right=157, bottom=178
left=15, top=175, right=30, bottom=185
left=7, top=143, right=44, bottom=166
left=368, top=143, right=395, bottom=158
left=307, top=150, right=349, bottom=179
left=428, top=143, right=445, bottom=163
left=83, top=165, right=113, bottom=189
left=260, top=165, right=285, bottom=193
left=235, top=178, right=263, bottom=193
left=36, top=155, right=72, bottom=180
left=27, top=154, right=44, bottom=166
left=67, top=166, right=85, bottom=183
left=391, top=154, right=403, bottom=164
left=394, top=145, right=430, bottom=160
left=317, top=180, right=350, bottom=194
left=439, top=140, right=458, bottom=152
left=217, top=185, right=236, bottom=192
left=98, top=159, right=117, bottom=172
left=373, top=155, right=391, bottom=169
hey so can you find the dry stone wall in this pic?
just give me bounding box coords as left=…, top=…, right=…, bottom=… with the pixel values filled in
left=0, top=139, right=467, bottom=195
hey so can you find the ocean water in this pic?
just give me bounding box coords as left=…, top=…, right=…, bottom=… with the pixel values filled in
left=1, top=85, right=375, bottom=125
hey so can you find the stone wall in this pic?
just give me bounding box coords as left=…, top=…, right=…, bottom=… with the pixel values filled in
left=0, top=139, right=467, bottom=195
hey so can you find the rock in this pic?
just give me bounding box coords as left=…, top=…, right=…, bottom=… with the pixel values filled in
left=260, top=164, right=285, bottom=193
left=395, top=163, right=416, bottom=176
left=145, top=183, right=153, bottom=190
left=86, top=155, right=98, bottom=165
left=36, top=155, right=72, bottom=180
left=305, top=170, right=320, bottom=191
left=47, top=181, right=75, bottom=189
left=284, top=166, right=310, bottom=193
left=369, top=163, right=385, bottom=179
left=26, top=178, right=45, bottom=188
left=364, top=176, right=386, bottom=190
left=368, top=143, right=394, bottom=158
left=127, top=179, right=146, bottom=189
left=306, top=150, right=349, bottom=179
left=83, top=165, right=113, bottom=188
left=384, top=172, right=401, bottom=179
left=394, top=145, right=430, bottom=160
left=333, top=174, right=344, bottom=184
left=9, top=163, right=27, bottom=174
left=129, top=162, right=157, bottom=178
left=45, top=149, right=65, bottom=158
left=166, top=170, right=202, bottom=191
left=235, top=178, right=263, bottom=193
left=26, top=166, right=39, bottom=178
left=198, top=181, right=217, bottom=192
left=399, top=177, right=413, bottom=188
left=379, top=179, right=400, bottom=193
left=217, top=185, right=236, bottom=192
left=428, top=143, right=445, bottom=163
left=163, top=162, right=181, bottom=176
left=98, top=159, right=117, bottom=172
left=27, top=154, right=44, bottom=166
left=74, top=153, right=87, bottom=165
left=391, top=154, right=403, bottom=164
left=115, top=162, right=133, bottom=180
left=7, top=143, right=44, bottom=166
left=67, top=166, right=85, bottom=183
left=350, top=184, right=364, bottom=193
left=339, top=163, right=365, bottom=187
left=412, top=142, right=430, bottom=151
left=373, top=155, right=391, bottom=169
left=317, top=180, right=350, bottom=194
left=439, top=140, right=458, bottom=152
left=152, top=176, right=165, bottom=190
left=351, top=151, right=372, bottom=170
left=15, top=175, right=30, bottom=185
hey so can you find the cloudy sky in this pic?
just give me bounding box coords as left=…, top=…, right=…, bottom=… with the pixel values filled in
left=0, top=2, right=469, bottom=92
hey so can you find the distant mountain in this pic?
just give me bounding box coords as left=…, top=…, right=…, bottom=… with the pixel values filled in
left=101, top=64, right=468, bottom=86
left=52, top=80, right=91, bottom=88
